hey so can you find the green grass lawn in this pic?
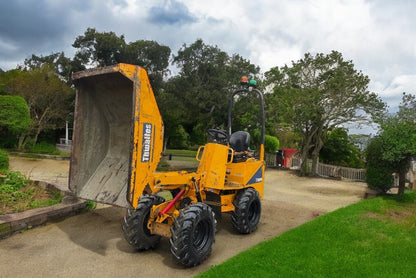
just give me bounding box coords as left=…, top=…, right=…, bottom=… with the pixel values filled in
left=164, top=149, right=197, bottom=156
left=198, top=191, right=416, bottom=278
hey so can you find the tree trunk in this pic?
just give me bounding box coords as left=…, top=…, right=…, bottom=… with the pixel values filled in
left=310, top=126, right=325, bottom=176
left=397, top=158, right=410, bottom=195
left=398, top=171, right=406, bottom=195
left=311, top=152, right=319, bottom=176
left=163, top=137, right=168, bottom=154
left=17, top=135, right=25, bottom=150
left=300, top=135, right=313, bottom=176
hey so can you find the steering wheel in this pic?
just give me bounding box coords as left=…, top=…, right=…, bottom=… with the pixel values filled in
left=207, top=129, right=228, bottom=144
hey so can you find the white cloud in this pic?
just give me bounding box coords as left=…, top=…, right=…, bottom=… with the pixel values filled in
left=0, top=0, right=415, bottom=113
left=378, top=74, right=416, bottom=104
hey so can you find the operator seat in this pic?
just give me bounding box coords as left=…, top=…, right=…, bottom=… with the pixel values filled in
left=229, top=131, right=251, bottom=162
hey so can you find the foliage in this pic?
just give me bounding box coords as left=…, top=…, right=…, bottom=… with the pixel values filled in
left=27, top=141, right=60, bottom=155
left=231, top=90, right=264, bottom=148
left=0, top=95, right=31, bottom=148
left=84, top=200, right=97, bottom=211
left=23, top=52, right=85, bottom=84
left=168, top=125, right=189, bottom=149
left=72, top=28, right=171, bottom=93
left=0, top=171, right=29, bottom=193
left=365, top=136, right=394, bottom=193
left=272, top=124, right=300, bottom=148
left=0, top=149, right=8, bottom=171
left=166, top=39, right=260, bottom=146
left=198, top=191, right=416, bottom=278
left=320, top=128, right=365, bottom=168
left=0, top=171, right=63, bottom=215
left=265, top=51, right=386, bottom=175
left=264, top=135, right=280, bottom=153
left=372, top=93, right=416, bottom=195
left=4, top=65, right=74, bottom=149
left=0, top=95, right=30, bottom=134
left=0, top=69, right=21, bottom=94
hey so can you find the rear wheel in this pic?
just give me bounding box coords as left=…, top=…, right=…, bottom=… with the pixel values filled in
left=170, top=203, right=216, bottom=267
left=122, top=195, right=164, bottom=250
left=231, top=188, right=261, bottom=234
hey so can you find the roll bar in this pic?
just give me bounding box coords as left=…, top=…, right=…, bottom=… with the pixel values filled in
left=227, top=87, right=266, bottom=146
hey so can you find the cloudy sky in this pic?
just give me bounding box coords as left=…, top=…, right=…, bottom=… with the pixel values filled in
left=0, top=0, right=415, bottom=115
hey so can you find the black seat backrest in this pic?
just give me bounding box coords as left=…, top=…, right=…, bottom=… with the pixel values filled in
left=229, top=131, right=250, bottom=152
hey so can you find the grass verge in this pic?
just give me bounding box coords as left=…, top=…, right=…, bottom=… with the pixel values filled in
left=0, top=171, right=63, bottom=215
left=198, top=191, right=416, bottom=278
left=164, top=149, right=197, bottom=156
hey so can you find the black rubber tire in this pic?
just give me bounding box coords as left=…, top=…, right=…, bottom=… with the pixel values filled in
left=231, top=188, right=261, bottom=234
left=122, top=195, right=164, bottom=250
left=170, top=203, right=216, bottom=267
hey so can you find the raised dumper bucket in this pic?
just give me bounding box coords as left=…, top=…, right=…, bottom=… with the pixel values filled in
left=69, top=64, right=163, bottom=208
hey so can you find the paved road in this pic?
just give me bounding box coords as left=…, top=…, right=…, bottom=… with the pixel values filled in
left=1, top=158, right=369, bottom=277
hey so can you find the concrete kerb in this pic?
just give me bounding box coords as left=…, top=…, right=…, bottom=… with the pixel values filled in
left=0, top=181, right=87, bottom=239
left=8, top=152, right=70, bottom=161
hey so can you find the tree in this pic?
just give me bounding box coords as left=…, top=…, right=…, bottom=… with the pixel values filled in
left=365, top=93, right=416, bottom=195
left=4, top=66, right=74, bottom=149
left=378, top=93, right=416, bottom=194
left=167, top=39, right=260, bottom=146
left=365, top=136, right=394, bottom=194
left=0, top=69, right=21, bottom=93
left=23, top=52, right=85, bottom=84
left=123, top=40, right=171, bottom=93
left=265, top=51, right=386, bottom=175
left=72, top=28, right=171, bottom=93
left=264, top=135, right=280, bottom=153
left=0, top=95, right=30, bottom=148
left=73, top=28, right=126, bottom=67
left=320, top=128, right=364, bottom=168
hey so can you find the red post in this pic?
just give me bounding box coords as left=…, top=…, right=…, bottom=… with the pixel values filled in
left=159, top=188, right=185, bottom=216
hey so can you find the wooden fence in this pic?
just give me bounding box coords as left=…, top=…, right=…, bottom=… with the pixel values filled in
left=265, top=153, right=366, bottom=181
left=315, top=161, right=366, bottom=181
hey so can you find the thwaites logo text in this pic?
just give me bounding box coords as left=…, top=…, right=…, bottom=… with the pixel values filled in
left=141, top=123, right=152, bottom=162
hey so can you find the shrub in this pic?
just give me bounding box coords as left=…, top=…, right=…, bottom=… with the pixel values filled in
left=0, top=149, right=9, bottom=171
left=365, top=137, right=394, bottom=193
left=265, top=135, right=280, bottom=153
left=0, top=95, right=30, bottom=149
left=320, top=128, right=365, bottom=168
left=28, top=141, right=60, bottom=155
left=0, top=171, right=29, bottom=193
left=169, top=125, right=190, bottom=149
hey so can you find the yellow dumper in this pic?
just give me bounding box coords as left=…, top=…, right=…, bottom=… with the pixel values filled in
left=70, top=64, right=265, bottom=266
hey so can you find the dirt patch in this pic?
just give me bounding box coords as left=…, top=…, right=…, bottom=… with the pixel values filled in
left=362, top=204, right=416, bottom=225
left=2, top=156, right=373, bottom=277
left=264, top=169, right=368, bottom=213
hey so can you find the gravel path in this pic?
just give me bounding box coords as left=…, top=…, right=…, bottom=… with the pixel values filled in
left=1, top=156, right=370, bottom=277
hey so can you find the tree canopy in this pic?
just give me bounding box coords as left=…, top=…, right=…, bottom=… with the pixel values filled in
left=23, top=52, right=85, bottom=84
left=4, top=65, right=74, bottom=148
left=375, top=93, right=416, bottom=194
left=1, top=27, right=391, bottom=168
left=0, top=95, right=30, bottom=148
left=165, top=39, right=261, bottom=146
left=320, top=128, right=364, bottom=168
left=72, top=28, right=171, bottom=93
left=265, top=51, right=386, bottom=175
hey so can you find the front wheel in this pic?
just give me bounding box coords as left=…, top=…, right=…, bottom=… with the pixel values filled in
left=170, top=203, right=216, bottom=267
left=231, top=188, right=261, bottom=234
left=122, top=195, right=164, bottom=250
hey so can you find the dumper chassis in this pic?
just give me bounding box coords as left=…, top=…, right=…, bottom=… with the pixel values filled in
left=70, top=64, right=265, bottom=266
